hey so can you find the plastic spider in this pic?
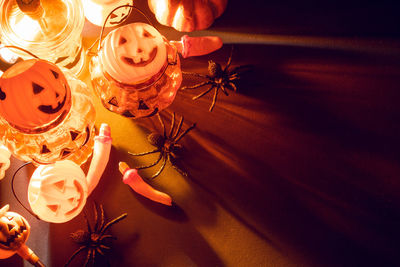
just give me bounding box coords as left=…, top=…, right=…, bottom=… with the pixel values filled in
left=181, top=46, right=248, bottom=111
left=129, top=112, right=196, bottom=179
left=64, top=204, right=127, bottom=267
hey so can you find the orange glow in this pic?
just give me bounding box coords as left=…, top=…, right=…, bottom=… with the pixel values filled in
left=9, top=15, right=40, bottom=41
left=172, top=5, right=184, bottom=30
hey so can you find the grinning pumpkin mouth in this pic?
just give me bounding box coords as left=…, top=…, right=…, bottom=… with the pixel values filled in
left=0, top=221, right=27, bottom=248
left=122, top=47, right=158, bottom=67
left=38, top=85, right=68, bottom=114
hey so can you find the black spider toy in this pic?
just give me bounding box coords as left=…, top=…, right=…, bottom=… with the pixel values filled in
left=181, top=46, right=249, bottom=111
left=64, top=203, right=127, bottom=267
left=129, top=112, right=196, bottom=179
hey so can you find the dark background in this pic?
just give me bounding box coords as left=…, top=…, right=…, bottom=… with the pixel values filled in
left=1, top=0, right=400, bottom=266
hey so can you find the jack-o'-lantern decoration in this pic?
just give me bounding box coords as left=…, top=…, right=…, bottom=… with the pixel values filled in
left=28, top=160, right=88, bottom=223
left=0, top=205, right=30, bottom=259
left=90, top=22, right=182, bottom=118
left=0, top=58, right=96, bottom=165
left=148, top=0, right=228, bottom=32
left=0, top=59, right=71, bottom=133
left=82, top=0, right=134, bottom=27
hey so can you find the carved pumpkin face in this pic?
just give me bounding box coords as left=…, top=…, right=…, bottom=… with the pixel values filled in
left=100, top=22, right=167, bottom=85
left=28, top=160, right=88, bottom=223
left=0, top=59, right=72, bottom=133
left=0, top=205, right=30, bottom=259
left=83, top=0, right=133, bottom=27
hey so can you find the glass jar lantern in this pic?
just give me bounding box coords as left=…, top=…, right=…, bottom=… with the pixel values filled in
left=0, top=58, right=96, bottom=165
left=0, top=0, right=86, bottom=76
left=89, top=21, right=182, bottom=118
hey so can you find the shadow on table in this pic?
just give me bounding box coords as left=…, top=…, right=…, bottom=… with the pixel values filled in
left=170, top=43, right=400, bottom=266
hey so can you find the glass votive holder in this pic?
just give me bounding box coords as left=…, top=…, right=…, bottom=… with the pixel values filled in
left=89, top=22, right=182, bottom=118
left=0, top=58, right=96, bottom=165
left=0, top=0, right=86, bottom=76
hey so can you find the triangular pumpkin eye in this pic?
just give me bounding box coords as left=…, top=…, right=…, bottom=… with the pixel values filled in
left=108, top=97, right=119, bottom=107
left=119, top=37, right=127, bottom=45
left=41, top=145, right=51, bottom=154
left=138, top=99, right=149, bottom=110
left=7, top=224, right=13, bottom=231
left=32, top=82, right=45, bottom=94
left=54, top=180, right=65, bottom=192
left=47, top=205, right=59, bottom=213
left=70, top=130, right=80, bottom=141
left=142, top=29, right=154, bottom=38
left=51, top=70, right=59, bottom=79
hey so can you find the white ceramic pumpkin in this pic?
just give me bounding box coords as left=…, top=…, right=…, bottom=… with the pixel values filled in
left=99, top=22, right=168, bottom=85
left=28, top=160, right=88, bottom=223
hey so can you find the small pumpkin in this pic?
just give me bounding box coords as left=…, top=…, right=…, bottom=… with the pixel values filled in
left=28, top=160, right=88, bottom=223
left=0, top=205, right=30, bottom=259
left=94, top=22, right=182, bottom=117
left=0, top=59, right=72, bottom=133
left=100, top=22, right=168, bottom=85
left=148, top=0, right=228, bottom=32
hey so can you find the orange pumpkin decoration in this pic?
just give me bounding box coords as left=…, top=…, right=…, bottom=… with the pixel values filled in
left=0, top=59, right=72, bottom=133
left=148, top=0, right=228, bottom=32
left=0, top=205, right=30, bottom=259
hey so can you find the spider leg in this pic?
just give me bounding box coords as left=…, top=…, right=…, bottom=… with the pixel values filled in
left=181, top=81, right=212, bottom=90
left=168, top=112, right=176, bottom=138
left=99, top=234, right=117, bottom=241
left=96, top=247, right=105, bottom=256
left=220, top=85, right=229, bottom=96
left=228, top=82, right=238, bottom=92
left=93, top=203, right=99, bottom=232
left=156, top=113, right=166, bottom=137
left=230, top=64, right=252, bottom=74
left=99, top=204, right=105, bottom=233
left=174, top=123, right=196, bottom=143
left=64, top=246, right=87, bottom=267
left=100, top=244, right=112, bottom=250
left=192, top=85, right=215, bottom=100
left=100, top=213, right=128, bottom=235
left=169, top=154, right=188, bottom=177
left=84, top=248, right=93, bottom=267
left=150, top=153, right=168, bottom=179
left=90, top=249, right=97, bottom=267
left=229, top=75, right=240, bottom=81
left=129, top=148, right=160, bottom=156
left=134, top=151, right=163, bottom=169
left=182, top=71, right=209, bottom=79
left=224, top=45, right=234, bottom=72
left=209, top=87, right=219, bottom=112
left=172, top=115, right=184, bottom=140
